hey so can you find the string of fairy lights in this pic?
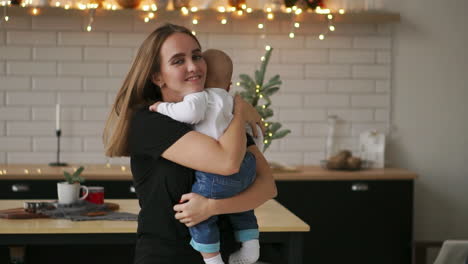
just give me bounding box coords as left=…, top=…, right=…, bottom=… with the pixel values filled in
left=0, top=0, right=347, bottom=39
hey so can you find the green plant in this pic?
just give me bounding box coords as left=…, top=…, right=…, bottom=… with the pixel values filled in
left=238, top=47, right=291, bottom=152
left=63, top=166, right=85, bottom=184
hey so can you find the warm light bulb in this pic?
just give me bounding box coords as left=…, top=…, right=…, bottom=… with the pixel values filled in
left=237, top=10, right=243, bottom=15
left=319, top=34, right=325, bottom=40
left=121, top=166, right=126, bottom=171
left=4, top=16, right=9, bottom=21
left=221, top=18, right=227, bottom=24
left=265, top=45, right=271, bottom=51
left=142, top=5, right=149, bottom=10
left=144, top=17, right=149, bottom=23
left=241, top=4, right=246, bottom=9
left=190, top=7, right=198, bottom=12
left=258, top=23, right=264, bottom=29
left=192, top=31, right=196, bottom=35
left=286, top=7, right=292, bottom=13
left=329, top=25, right=335, bottom=31
left=87, top=25, right=92, bottom=31
left=292, top=5, right=297, bottom=10
left=192, top=19, right=198, bottom=25
left=111, top=4, right=117, bottom=9
left=267, top=13, right=274, bottom=20
left=151, top=4, right=157, bottom=11
left=55, top=2, right=60, bottom=6
left=218, top=6, right=225, bottom=12
left=266, top=7, right=271, bottom=12
left=262, top=105, right=266, bottom=109
left=236, top=82, right=240, bottom=86
left=259, top=94, right=264, bottom=98
left=148, top=12, right=154, bottom=18
left=289, top=32, right=295, bottom=38
left=37, top=168, right=41, bottom=173
left=181, top=7, right=189, bottom=15
left=264, top=122, right=268, bottom=126
left=264, top=139, right=268, bottom=144
left=256, top=85, right=260, bottom=88
left=260, top=56, right=265, bottom=61
left=64, top=4, right=70, bottom=9
left=295, top=8, right=302, bottom=15
left=268, top=133, right=273, bottom=137
left=338, top=8, right=345, bottom=14
left=32, top=8, right=39, bottom=15
left=327, top=14, right=333, bottom=19
left=294, top=22, right=300, bottom=28
left=256, top=89, right=260, bottom=93
left=24, top=169, right=29, bottom=174
left=246, top=7, right=252, bottom=13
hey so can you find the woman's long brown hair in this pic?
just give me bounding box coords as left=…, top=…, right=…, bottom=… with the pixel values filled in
left=103, top=24, right=201, bottom=157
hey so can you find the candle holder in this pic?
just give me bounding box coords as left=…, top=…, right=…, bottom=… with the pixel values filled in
left=49, top=129, right=68, bottom=167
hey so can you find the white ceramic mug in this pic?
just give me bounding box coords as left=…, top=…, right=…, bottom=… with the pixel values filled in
left=57, top=182, right=89, bottom=204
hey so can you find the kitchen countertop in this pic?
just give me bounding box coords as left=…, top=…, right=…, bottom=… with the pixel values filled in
left=0, top=164, right=417, bottom=181
left=0, top=199, right=309, bottom=233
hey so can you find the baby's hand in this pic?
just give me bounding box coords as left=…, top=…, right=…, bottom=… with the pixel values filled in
left=149, top=101, right=161, bottom=112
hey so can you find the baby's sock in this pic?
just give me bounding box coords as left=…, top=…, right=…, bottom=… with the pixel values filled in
left=204, top=253, right=225, bottom=264
left=228, top=239, right=260, bottom=264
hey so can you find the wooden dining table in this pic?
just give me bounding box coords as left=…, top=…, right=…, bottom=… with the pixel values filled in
left=0, top=199, right=310, bottom=264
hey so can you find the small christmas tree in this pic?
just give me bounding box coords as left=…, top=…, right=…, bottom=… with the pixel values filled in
left=238, top=46, right=291, bottom=152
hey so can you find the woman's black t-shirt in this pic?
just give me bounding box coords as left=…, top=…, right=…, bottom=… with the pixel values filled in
left=129, top=107, right=254, bottom=264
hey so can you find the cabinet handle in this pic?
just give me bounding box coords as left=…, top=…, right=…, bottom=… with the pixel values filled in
left=11, top=184, right=31, bottom=192
left=351, top=183, right=369, bottom=192
left=129, top=186, right=136, bottom=193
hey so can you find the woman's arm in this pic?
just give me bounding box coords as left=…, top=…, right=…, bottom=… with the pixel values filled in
left=173, top=144, right=277, bottom=227
left=161, top=95, right=262, bottom=176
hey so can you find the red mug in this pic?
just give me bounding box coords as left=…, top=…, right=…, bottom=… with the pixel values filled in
left=85, top=186, right=105, bottom=204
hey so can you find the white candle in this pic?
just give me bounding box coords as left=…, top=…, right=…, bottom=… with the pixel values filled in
left=55, top=104, right=60, bottom=131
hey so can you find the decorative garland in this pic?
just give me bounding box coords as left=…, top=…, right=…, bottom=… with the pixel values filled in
left=0, top=0, right=345, bottom=40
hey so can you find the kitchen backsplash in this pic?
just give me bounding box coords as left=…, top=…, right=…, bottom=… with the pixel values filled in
left=0, top=12, right=392, bottom=165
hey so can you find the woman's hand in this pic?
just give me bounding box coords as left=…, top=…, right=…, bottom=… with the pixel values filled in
left=173, top=193, right=214, bottom=227
left=233, top=95, right=265, bottom=138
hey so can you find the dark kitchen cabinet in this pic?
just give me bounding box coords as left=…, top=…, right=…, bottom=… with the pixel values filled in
left=275, top=180, right=413, bottom=264
left=0, top=180, right=137, bottom=199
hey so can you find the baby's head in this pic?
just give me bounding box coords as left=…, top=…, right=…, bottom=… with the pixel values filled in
left=203, top=49, right=233, bottom=91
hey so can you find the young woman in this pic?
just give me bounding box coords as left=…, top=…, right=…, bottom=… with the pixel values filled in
left=103, top=23, right=277, bottom=264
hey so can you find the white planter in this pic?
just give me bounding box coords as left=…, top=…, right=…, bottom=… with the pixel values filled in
left=57, top=182, right=89, bottom=204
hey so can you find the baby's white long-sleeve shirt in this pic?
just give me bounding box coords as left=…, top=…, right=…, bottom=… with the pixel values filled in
left=157, top=88, right=264, bottom=149
left=157, top=88, right=234, bottom=140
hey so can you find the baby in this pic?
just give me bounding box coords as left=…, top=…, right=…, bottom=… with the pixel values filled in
left=149, top=49, right=263, bottom=264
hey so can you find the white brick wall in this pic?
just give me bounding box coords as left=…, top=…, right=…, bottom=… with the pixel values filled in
left=0, top=12, right=393, bottom=166
left=0, top=46, right=31, bottom=60
left=33, top=77, right=82, bottom=91
left=0, top=77, right=30, bottom=90
left=34, top=47, right=82, bottom=61
left=8, top=62, right=56, bottom=76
